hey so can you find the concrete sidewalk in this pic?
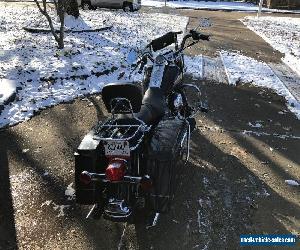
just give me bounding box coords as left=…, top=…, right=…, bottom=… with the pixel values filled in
left=181, top=8, right=300, bottom=103
left=199, top=54, right=300, bottom=103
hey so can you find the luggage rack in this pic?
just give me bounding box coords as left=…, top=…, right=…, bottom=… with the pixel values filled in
left=93, top=118, right=149, bottom=149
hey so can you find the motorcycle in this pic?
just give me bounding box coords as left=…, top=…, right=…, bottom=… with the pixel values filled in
left=74, top=26, right=209, bottom=226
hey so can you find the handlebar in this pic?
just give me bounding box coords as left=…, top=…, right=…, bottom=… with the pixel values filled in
left=179, top=29, right=210, bottom=52
left=149, top=31, right=183, bottom=52
left=145, top=29, right=209, bottom=55
left=190, top=29, right=210, bottom=41
left=130, top=29, right=210, bottom=75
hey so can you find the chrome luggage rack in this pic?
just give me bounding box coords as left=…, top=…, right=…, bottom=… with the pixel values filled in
left=93, top=96, right=150, bottom=149
left=93, top=118, right=149, bottom=150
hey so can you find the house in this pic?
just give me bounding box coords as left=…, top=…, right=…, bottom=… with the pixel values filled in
left=266, top=0, right=300, bottom=9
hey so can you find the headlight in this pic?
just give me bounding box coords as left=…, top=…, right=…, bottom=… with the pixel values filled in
left=155, top=55, right=166, bottom=65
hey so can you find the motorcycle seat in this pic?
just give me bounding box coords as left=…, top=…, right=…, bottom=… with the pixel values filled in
left=137, top=87, right=166, bottom=125
left=102, top=82, right=143, bottom=113
left=102, top=83, right=166, bottom=125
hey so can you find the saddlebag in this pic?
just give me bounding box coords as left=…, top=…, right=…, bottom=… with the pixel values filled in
left=74, top=130, right=107, bottom=204
left=147, top=118, right=188, bottom=213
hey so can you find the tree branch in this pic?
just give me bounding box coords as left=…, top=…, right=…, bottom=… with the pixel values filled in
left=33, top=0, right=45, bottom=15
left=53, top=0, right=58, bottom=11
left=34, top=0, right=64, bottom=48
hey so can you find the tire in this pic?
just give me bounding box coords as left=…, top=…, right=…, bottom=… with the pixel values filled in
left=146, top=118, right=188, bottom=213
left=82, top=1, right=92, bottom=10
left=123, top=2, right=134, bottom=12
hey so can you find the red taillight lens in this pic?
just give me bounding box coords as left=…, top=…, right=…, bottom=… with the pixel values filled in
left=140, top=175, right=153, bottom=191
left=105, top=158, right=127, bottom=182
left=80, top=171, right=92, bottom=185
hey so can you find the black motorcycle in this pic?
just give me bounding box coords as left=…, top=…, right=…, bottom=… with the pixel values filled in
left=74, top=27, right=209, bottom=226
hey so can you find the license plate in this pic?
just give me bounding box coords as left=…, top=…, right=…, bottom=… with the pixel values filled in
left=104, top=140, right=130, bottom=157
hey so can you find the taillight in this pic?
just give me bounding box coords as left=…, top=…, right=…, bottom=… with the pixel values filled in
left=140, top=175, right=153, bottom=191
left=105, top=158, right=127, bottom=182
left=80, top=171, right=92, bottom=185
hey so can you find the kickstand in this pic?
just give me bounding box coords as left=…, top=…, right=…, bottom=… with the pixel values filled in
left=86, top=204, right=103, bottom=220
left=146, top=212, right=160, bottom=229
left=86, top=204, right=96, bottom=219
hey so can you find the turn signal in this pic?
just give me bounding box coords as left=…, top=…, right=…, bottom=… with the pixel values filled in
left=80, top=171, right=92, bottom=185
left=140, top=175, right=153, bottom=191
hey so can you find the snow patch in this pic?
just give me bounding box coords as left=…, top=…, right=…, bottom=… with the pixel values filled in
left=65, top=183, right=75, bottom=200
left=64, top=14, right=91, bottom=31
left=0, top=7, right=188, bottom=128
left=220, top=51, right=300, bottom=119
left=242, top=16, right=300, bottom=77
left=248, top=122, right=263, bottom=128
left=242, top=130, right=300, bottom=140
left=41, top=200, right=70, bottom=217
left=285, top=180, right=299, bottom=187
left=143, top=0, right=256, bottom=11
left=185, top=55, right=203, bottom=79
left=41, top=200, right=52, bottom=207
left=143, top=0, right=300, bottom=13
left=53, top=204, right=70, bottom=217
left=0, top=79, right=16, bottom=105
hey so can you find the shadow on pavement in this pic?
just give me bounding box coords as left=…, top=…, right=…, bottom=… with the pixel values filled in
left=134, top=129, right=299, bottom=250
left=133, top=79, right=300, bottom=249
left=0, top=99, right=120, bottom=249
left=0, top=133, right=18, bottom=250
left=1, top=80, right=299, bottom=249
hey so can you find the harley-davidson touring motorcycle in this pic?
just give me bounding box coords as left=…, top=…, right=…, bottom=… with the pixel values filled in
left=75, top=27, right=209, bottom=226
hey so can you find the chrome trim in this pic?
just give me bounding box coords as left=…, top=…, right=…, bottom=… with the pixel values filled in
left=174, top=93, right=183, bottom=109
left=110, top=97, right=134, bottom=117
left=86, top=204, right=96, bottom=219
left=87, top=172, right=143, bottom=184
left=146, top=213, right=160, bottom=229
left=93, top=116, right=149, bottom=151
left=180, top=84, right=202, bottom=118
left=104, top=200, right=132, bottom=219
left=137, top=154, right=140, bottom=175
left=94, top=124, right=144, bottom=141
left=180, top=131, right=187, bottom=148
left=186, top=122, right=191, bottom=163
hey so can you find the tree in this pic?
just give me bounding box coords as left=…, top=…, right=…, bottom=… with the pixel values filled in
left=34, top=0, right=65, bottom=49
left=65, top=0, right=80, bottom=18
left=33, top=0, right=79, bottom=49
left=51, top=0, right=78, bottom=17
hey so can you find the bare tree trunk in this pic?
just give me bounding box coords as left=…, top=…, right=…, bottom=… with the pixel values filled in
left=34, top=0, right=65, bottom=49
left=65, top=0, right=80, bottom=18
left=57, top=0, right=65, bottom=48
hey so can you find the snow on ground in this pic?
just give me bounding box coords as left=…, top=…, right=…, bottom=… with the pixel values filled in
left=1, top=6, right=300, bottom=128
left=65, top=183, right=75, bottom=200
left=220, top=51, right=300, bottom=119
left=242, top=16, right=300, bottom=77
left=142, top=0, right=300, bottom=13
left=0, top=79, right=16, bottom=105
left=0, top=7, right=188, bottom=128
left=185, top=55, right=203, bottom=79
